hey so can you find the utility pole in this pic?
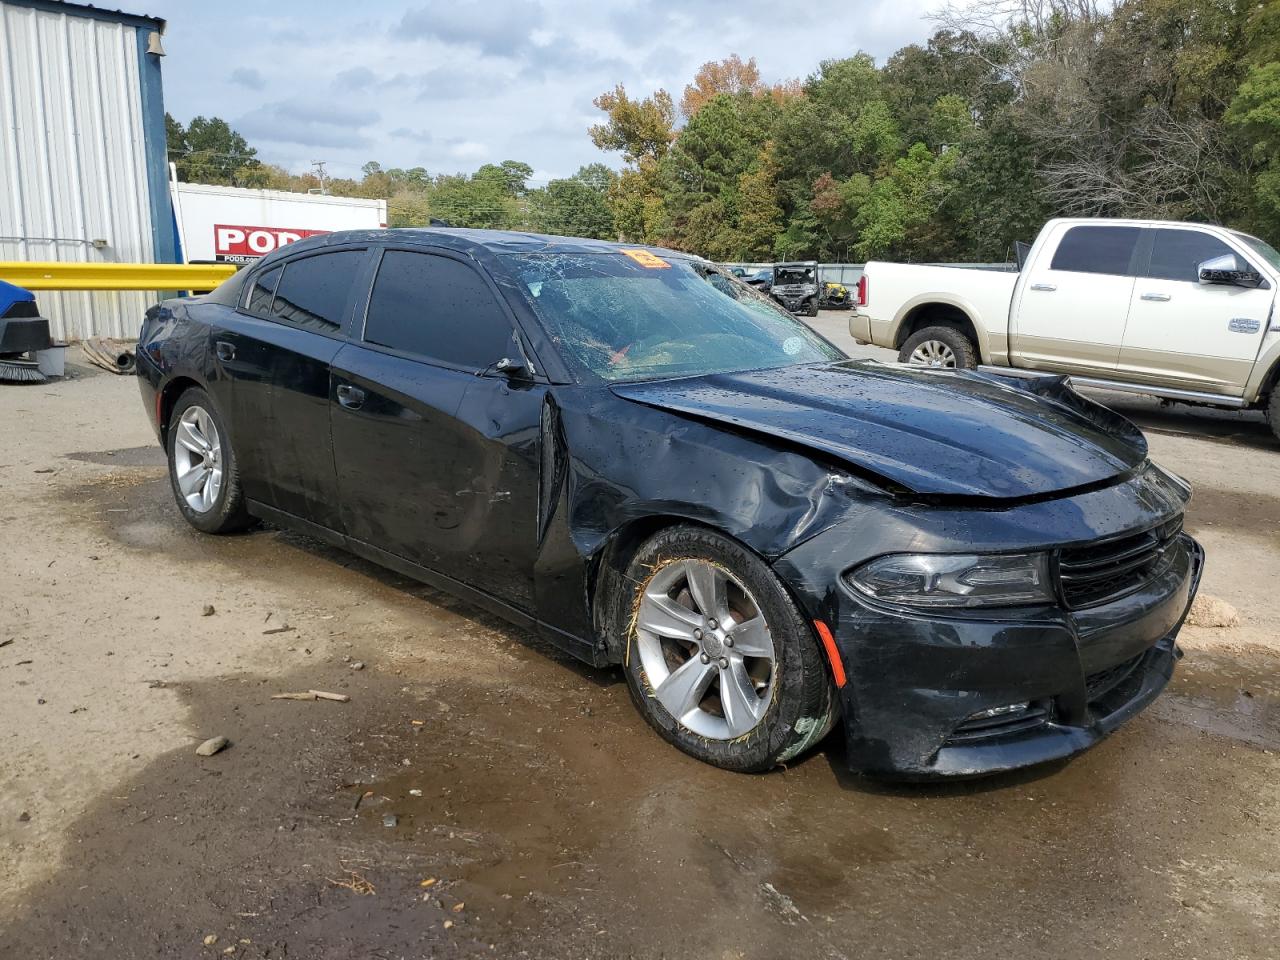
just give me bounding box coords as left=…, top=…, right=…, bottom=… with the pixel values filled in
left=311, top=160, right=329, bottom=196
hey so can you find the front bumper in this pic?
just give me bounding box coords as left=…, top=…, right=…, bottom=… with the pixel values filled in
left=775, top=494, right=1203, bottom=778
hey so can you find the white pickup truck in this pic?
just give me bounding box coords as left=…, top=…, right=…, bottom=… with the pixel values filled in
left=850, top=217, right=1280, bottom=440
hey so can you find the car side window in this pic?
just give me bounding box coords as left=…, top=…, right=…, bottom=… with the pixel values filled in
left=245, top=265, right=281, bottom=314
left=363, top=250, right=515, bottom=369
left=1148, top=230, right=1240, bottom=283
left=1049, top=226, right=1143, bottom=276
left=268, top=251, right=365, bottom=334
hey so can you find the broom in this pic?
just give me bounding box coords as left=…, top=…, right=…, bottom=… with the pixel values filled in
left=0, top=355, right=47, bottom=383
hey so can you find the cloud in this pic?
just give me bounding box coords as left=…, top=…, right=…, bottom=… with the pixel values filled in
left=404, top=66, right=506, bottom=102
left=394, top=0, right=544, bottom=56
left=235, top=99, right=381, bottom=150
left=229, top=67, right=265, bottom=91
left=446, top=138, right=488, bottom=161
left=390, top=126, right=434, bottom=144
left=334, top=66, right=379, bottom=91
left=520, top=35, right=628, bottom=81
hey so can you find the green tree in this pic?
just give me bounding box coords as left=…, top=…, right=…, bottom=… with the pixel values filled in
left=528, top=168, right=616, bottom=239
left=166, top=114, right=259, bottom=185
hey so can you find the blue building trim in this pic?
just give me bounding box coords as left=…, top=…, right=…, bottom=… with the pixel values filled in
left=135, top=26, right=175, bottom=264
left=4, top=1, right=164, bottom=32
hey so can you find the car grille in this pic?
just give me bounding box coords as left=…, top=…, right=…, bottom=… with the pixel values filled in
left=1057, top=518, right=1183, bottom=609
left=945, top=703, right=1051, bottom=745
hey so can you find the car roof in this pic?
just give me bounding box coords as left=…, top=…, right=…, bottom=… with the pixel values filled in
left=267, top=227, right=693, bottom=261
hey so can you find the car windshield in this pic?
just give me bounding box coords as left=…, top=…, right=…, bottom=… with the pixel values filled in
left=1231, top=231, right=1280, bottom=272
left=502, top=252, right=844, bottom=383
left=775, top=267, right=815, bottom=284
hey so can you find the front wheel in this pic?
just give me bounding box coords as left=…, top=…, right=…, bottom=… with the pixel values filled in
left=898, top=325, right=978, bottom=369
left=167, top=387, right=254, bottom=534
left=806, top=299, right=820, bottom=317
left=1269, top=389, right=1280, bottom=445
left=617, top=525, right=838, bottom=772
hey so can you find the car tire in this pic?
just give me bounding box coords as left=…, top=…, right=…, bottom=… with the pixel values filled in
left=898, top=325, right=977, bottom=369
left=806, top=299, right=820, bottom=317
left=167, top=386, right=254, bottom=535
left=615, top=525, right=838, bottom=772
left=1269, top=388, right=1280, bottom=444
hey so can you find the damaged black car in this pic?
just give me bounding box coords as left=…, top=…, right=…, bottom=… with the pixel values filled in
left=137, top=229, right=1204, bottom=778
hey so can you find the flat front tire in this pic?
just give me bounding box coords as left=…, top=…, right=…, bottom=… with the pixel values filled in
left=167, top=386, right=253, bottom=535
left=616, top=525, right=837, bottom=772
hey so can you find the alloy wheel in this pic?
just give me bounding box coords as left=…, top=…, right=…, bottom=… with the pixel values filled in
left=908, top=339, right=957, bottom=367
left=634, top=559, right=777, bottom=739
left=173, top=405, right=224, bottom=513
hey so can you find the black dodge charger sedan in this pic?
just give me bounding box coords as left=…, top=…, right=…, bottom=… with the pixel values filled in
left=137, top=229, right=1203, bottom=778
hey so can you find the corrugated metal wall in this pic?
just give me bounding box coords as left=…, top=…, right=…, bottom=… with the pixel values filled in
left=0, top=2, right=156, bottom=340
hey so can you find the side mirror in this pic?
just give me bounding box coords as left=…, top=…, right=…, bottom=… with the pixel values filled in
left=482, top=356, right=532, bottom=380
left=1198, top=254, right=1264, bottom=288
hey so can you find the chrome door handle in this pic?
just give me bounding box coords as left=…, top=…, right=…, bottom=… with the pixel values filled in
left=1029, top=283, right=1056, bottom=292
left=1140, top=293, right=1171, bottom=302
left=336, top=384, right=365, bottom=409
left=214, top=340, right=235, bottom=361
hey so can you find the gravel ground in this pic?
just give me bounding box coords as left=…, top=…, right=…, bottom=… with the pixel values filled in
left=1, top=339, right=1278, bottom=959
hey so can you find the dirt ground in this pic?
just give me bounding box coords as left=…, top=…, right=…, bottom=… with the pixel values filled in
left=2, top=336, right=1278, bottom=959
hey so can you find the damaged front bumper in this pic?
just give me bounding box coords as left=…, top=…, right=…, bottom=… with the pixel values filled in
left=774, top=472, right=1203, bottom=778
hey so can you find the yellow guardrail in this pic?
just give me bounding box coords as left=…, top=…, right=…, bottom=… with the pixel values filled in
left=0, top=261, right=237, bottom=292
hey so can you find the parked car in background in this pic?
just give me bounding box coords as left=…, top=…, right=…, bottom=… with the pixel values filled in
left=771, top=261, right=821, bottom=316
left=851, top=217, right=1280, bottom=441
left=744, top=267, right=773, bottom=294
left=138, top=228, right=1203, bottom=778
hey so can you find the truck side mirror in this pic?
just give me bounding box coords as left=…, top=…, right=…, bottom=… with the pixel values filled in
left=1198, top=254, right=1264, bottom=288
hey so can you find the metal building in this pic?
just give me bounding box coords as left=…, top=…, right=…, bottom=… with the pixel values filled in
left=0, top=0, right=171, bottom=340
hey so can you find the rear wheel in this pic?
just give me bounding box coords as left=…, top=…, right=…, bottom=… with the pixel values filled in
left=899, top=325, right=977, bottom=370
left=617, top=525, right=837, bottom=772
left=167, top=387, right=253, bottom=534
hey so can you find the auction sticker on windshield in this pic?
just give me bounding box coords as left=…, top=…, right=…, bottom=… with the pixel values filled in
left=620, top=249, right=671, bottom=269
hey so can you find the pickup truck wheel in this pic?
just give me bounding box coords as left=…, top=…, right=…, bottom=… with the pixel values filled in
left=618, top=525, right=837, bottom=772
left=1268, top=390, right=1280, bottom=444
left=899, top=325, right=977, bottom=370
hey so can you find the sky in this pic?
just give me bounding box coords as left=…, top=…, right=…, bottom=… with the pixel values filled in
left=144, top=0, right=948, bottom=186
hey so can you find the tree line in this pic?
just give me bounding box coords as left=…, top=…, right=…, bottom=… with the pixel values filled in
left=168, top=0, right=1280, bottom=263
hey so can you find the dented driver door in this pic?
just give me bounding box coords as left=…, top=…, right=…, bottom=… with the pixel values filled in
left=330, top=247, right=543, bottom=611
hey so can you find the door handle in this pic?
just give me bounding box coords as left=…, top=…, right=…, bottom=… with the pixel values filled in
left=215, top=340, right=235, bottom=362
left=336, top=384, right=366, bottom=409
left=1029, top=283, right=1056, bottom=292
left=1140, top=292, right=1171, bottom=302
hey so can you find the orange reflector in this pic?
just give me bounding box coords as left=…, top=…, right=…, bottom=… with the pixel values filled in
left=813, top=620, right=847, bottom=689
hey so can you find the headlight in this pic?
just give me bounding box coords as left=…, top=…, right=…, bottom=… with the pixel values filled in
left=846, top=553, right=1053, bottom=608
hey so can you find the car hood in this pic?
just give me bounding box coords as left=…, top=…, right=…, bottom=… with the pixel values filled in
left=610, top=361, right=1147, bottom=500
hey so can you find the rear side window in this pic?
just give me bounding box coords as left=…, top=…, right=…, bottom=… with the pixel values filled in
left=268, top=251, right=364, bottom=333
left=1050, top=226, right=1142, bottom=276
left=363, top=251, right=514, bottom=369
left=246, top=266, right=280, bottom=314
left=1148, top=230, right=1238, bottom=283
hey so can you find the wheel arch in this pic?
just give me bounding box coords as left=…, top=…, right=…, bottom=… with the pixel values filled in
left=892, top=297, right=987, bottom=360
left=586, top=514, right=841, bottom=689
left=157, top=375, right=206, bottom=447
